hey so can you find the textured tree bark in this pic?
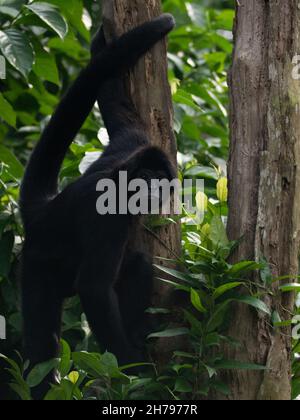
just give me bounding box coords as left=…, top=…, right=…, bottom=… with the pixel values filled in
left=224, top=0, right=300, bottom=400
left=101, top=0, right=181, bottom=363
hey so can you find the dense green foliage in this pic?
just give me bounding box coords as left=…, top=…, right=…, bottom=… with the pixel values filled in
left=0, top=0, right=299, bottom=400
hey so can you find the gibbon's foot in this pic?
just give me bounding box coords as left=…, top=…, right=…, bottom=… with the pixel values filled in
left=152, top=13, right=176, bottom=35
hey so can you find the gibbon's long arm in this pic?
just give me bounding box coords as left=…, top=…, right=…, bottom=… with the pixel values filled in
left=91, top=28, right=145, bottom=139
left=20, top=14, right=175, bottom=212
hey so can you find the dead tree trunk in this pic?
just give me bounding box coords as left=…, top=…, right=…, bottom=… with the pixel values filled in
left=101, top=0, right=181, bottom=363
left=224, top=0, right=300, bottom=400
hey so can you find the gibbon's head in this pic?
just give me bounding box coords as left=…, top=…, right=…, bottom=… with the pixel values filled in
left=120, top=146, right=177, bottom=214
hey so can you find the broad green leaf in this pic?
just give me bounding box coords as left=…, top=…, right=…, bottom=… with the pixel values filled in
left=46, top=0, right=89, bottom=41
left=174, top=377, right=193, bottom=393
left=190, top=288, right=207, bottom=313
left=59, top=339, right=71, bottom=378
left=26, top=359, right=59, bottom=388
left=271, top=311, right=282, bottom=326
left=207, top=300, right=231, bottom=332
left=72, top=352, right=125, bottom=380
left=0, top=93, right=16, bottom=127
left=173, top=89, right=202, bottom=111
left=236, top=296, right=271, bottom=315
left=0, top=0, right=26, bottom=18
left=279, top=283, right=300, bottom=293
left=215, top=360, right=267, bottom=371
left=0, top=145, right=24, bottom=178
left=72, top=352, right=102, bottom=377
left=214, top=10, right=235, bottom=31
left=0, top=29, right=34, bottom=77
left=213, top=282, right=242, bottom=299
left=44, top=386, right=67, bottom=400
left=0, top=353, right=21, bottom=373
left=101, top=352, right=118, bottom=369
left=26, top=2, right=68, bottom=39
left=203, top=364, right=217, bottom=378
left=210, top=215, right=229, bottom=247
left=33, top=48, right=59, bottom=85
left=154, top=265, right=195, bottom=284
left=186, top=2, right=205, bottom=26
left=227, top=261, right=261, bottom=276
left=148, top=328, right=189, bottom=339
left=184, top=309, right=203, bottom=332
left=185, top=165, right=218, bottom=180
left=9, top=382, right=31, bottom=401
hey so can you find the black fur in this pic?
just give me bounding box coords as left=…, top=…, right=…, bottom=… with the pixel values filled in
left=19, top=15, right=176, bottom=398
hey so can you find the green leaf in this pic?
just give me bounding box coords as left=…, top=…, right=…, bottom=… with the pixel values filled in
left=214, top=10, right=235, bottom=31
left=154, top=265, right=195, bottom=284
left=213, top=282, right=242, bottom=299
left=236, top=296, right=271, bottom=315
left=190, top=288, right=207, bottom=313
left=0, top=29, right=34, bottom=77
left=0, top=145, right=24, bottom=178
left=173, top=89, right=202, bottom=111
left=72, top=352, right=125, bottom=380
left=72, top=352, right=102, bottom=377
left=210, top=215, right=229, bottom=247
left=185, top=165, right=218, bottom=180
left=44, top=386, right=67, bottom=400
left=215, top=360, right=267, bottom=371
left=184, top=309, right=203, bottom=332
left=174, top=377, right=193, bottom=393
left=9, top=382, right=31, bottom=401
left=148, top=328, right=189, bottom=339
left=26, top=2, right=68, bottom=39
left=227, top=261, right=261, bottom=276
left=59, top=340, right=71, bottom=378
left=0, top=0, right=26, bottom=18
left=207, top=300, right=231, bottom=332
left=0, top=93, right=16, bottom=127
left=203, top=364, right=217, bottom=378
left=33, top=47, right=59, bottom=85
left=279, top=283, right=300, bottom=293
left=26, top=359, right=59, bottom=388
left=46, top=0, right=89, bottom=41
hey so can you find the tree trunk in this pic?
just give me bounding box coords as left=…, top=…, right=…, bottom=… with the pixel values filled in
left=101, top=0, right=181, bottom=363
left=224, top=0, right=300, bottom=400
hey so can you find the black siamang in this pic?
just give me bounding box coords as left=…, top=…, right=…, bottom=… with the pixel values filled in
left=19, top=14, right=176, bottom=396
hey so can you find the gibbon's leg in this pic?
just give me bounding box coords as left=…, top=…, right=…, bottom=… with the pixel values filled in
left=116, top=252, right=154, bottom=349
left=77, top=239, right=144, bottom=366
left=22, top=264, right=63, bottom=399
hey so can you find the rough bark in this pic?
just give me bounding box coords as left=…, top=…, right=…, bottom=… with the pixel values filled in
left=225, top=0, right=300, bottom=400
left=101, top=0, right=181, bottom=362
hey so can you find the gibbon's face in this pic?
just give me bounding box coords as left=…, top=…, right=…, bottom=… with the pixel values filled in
left=135, top=167, right=177, bottom=214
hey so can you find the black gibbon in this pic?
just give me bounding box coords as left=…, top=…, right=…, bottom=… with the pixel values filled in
left=19, top=14, right=176, bottom=397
